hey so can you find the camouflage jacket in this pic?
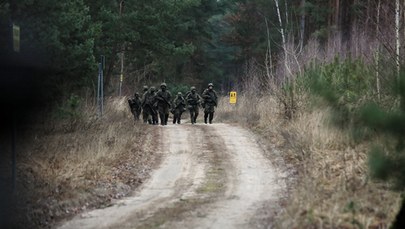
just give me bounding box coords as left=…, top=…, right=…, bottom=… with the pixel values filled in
left=186, top=92, right=202, bottom=106
left=173, top=96, right=186, bottom=109
left=202, top=89, right=218, bottom=106
left=128, top=97, right=142, bottom=111
left=142, top=91, right=156, bottom=106
left=155, top=90, right=172, bottom=107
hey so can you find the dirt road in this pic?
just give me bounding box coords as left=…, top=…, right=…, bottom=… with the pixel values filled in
left=58, top=123, right=285, bottom=229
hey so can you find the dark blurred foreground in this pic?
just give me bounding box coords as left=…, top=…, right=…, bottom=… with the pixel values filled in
left=0, top=51, right=57, bottom=228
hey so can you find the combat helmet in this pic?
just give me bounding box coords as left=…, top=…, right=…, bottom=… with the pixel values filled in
left=143, top=85, right=149, bottom=92
left=177, top=92, right=182, bottom=96
left=160, top=82, right=167, bottom=88
left=150, top=86, right=156, bottom=92
left=208, top=83, right=213, bottom=87
left=190, top=86, right=196, bottom=91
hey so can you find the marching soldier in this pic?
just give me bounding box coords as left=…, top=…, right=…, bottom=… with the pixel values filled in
left=141, top=85, right=152, bottom=124
left=186, top=86, right=202, bottom=124
left=142, top=86, right=158, bottom=125
left=155, top=83, right=172, bottom=125
left=128, top=92, right=142, bottom=121
left=202, top=83, right=218, bottom=124
left=142, top=85, right=149, bottom=94
left=172, top=92, right=186, bottom=124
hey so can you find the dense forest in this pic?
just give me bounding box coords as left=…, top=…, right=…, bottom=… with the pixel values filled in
left=0, top=0, right=401, bottom=94
left=2, top=0, right=405, bottom=228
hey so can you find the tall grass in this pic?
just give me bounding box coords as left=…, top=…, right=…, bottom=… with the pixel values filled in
left=216, top=32, right=402, bottom=228
left=217, top=92, right=401, bottom=228
left=13, top=97, right=159, bottom=228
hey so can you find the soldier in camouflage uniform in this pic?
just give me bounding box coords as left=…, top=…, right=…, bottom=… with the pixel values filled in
left=172, top=92, right=186, bottom=124
left=186, top=86, right=201, bottom=124
left=141, top=85, right=152, bottom=124
left=202, top=83, right=218, bottom=124
left=128, top=92, right=142, bottom=121
left=142, top=85, right=149, bottom=94
left=155, top=83, right=172, bottom=125
left=142, top=86, right=158, bottom=125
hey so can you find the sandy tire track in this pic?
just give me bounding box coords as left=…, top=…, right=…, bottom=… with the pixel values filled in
left=57, top=123, right=284, bottom=229
left=57, top=125, right=208, bottom=229
left=167, top=124, right=283, bottom=229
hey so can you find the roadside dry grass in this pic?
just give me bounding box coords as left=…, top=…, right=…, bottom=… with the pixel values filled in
left=12, top=97, right=160, bottom=228
left=216, top=94, right=401, bottom=228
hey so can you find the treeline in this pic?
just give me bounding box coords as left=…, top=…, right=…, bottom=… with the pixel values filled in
left=2, top=1, right=399, bottom=95
left=1, top=0, right=233, bottom=96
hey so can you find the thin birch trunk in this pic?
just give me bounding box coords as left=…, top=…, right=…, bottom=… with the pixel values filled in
left=274, top=0, right=294, bottom=118
left=284, top=0, right=289, bottom=28
left=264, top=16, right=273, bottom=82
left=273, top=0, right=289, bottom=83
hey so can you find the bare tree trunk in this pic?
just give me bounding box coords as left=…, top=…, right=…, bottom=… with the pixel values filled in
left=104, top=46, right=118, bottom=89
left=274, top=0, right=289, bottom=83
left=119, top=0, right=125, bottom=96
left=340, top=0, right=354, bottom=54
left=376, top=0, right=381, bottom=101
left=299, top=0, right=306, bottom=52
left=335, top=0, right=340, bottom=29
left=365, top=0, right=370, bottom=31
left=396, top=0, right=401, bottom=82
left=284, top=0, right=289, bottom=29
left=264, top=16, right=273, bottom=82
left=274, top=0, right=294, bottom=119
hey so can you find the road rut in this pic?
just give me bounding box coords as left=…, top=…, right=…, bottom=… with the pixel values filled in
left=58, top=123, right=284, bottom=229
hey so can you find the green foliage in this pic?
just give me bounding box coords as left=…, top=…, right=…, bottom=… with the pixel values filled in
left=304, top=1, right=330, bottom=26
left=57, top=94, right=81, bottom=120
left=301, top=58, right=373, bottom=126
left=360, top=73, right=405, bottom=190
left=309, top=60, right=405, bottom=191
left=307, top=58, right=405, bottom=228
left=168, top=83, right=190, bottom=96
left=1, top=0, right=233, bottom=94
left=16, top=0, right=98, bottom=83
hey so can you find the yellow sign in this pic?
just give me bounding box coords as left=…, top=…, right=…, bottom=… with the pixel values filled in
left=13, top=24, right=20, bottom=52
left=230, top=91, right=237, bottom=104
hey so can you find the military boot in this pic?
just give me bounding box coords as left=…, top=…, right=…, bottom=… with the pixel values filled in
left=204, top=113, right=208, bottom=124
left=164, top=115, right=169, bottom=125
left=190, top=113, right=194, bottom=124
left=194, top=114, right=198, bottom=124
left=209, top=113, right=213, bottom=124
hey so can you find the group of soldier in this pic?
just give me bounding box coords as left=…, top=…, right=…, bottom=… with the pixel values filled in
left=128, top=82, right=218, bottom=125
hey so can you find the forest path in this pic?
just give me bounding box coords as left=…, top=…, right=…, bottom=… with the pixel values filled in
left=58, top=123, right=284, bottom=229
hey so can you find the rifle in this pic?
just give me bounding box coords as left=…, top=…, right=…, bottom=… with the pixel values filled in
left=187, top=93, right=199, bottom=105
left=145, top=103, right=157, bottom=115
left=156, top=94, right=171, bottom=108
left=203, top=91, right=217, bottom=106
left=173, top=99, right=186, bottom=113
left=174, top=101, right=185, bottom=109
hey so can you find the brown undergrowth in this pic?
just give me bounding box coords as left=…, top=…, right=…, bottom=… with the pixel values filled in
left=216, top=94, right=401, bottom=228
left=11, top=97, right=160, bottom=228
